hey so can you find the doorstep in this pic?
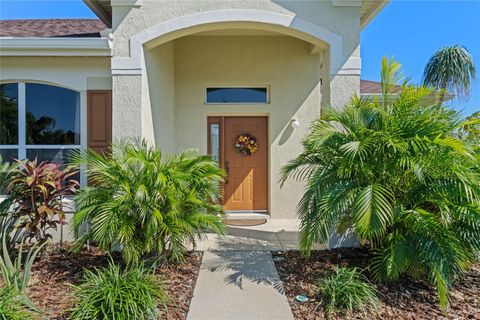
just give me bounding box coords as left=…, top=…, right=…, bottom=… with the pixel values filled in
left=193, top=219, right=327, bottom=251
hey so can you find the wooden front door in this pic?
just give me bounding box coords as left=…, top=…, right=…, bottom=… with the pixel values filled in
left=208, top=117, right=268, bottom=212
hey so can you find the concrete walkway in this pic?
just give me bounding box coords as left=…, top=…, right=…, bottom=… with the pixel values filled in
left=187, top=251, right=294, bottom=320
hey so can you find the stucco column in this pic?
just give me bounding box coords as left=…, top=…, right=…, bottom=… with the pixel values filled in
left=330, top=73, right=360, bottom=108
left=112, top=74, right=143, bottom=140
left=327, top=47, right=361, bottom=109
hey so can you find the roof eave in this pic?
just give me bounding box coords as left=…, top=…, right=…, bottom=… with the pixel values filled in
left=83, top=0, right=112, bottom=28
left=361, top=0, right=389, bottom=29
left=0, top=37, right=112, bottom=57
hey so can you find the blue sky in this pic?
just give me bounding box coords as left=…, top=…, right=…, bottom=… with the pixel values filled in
left=1, top=0, right=479, bottom=116
left=362, top=0, right=480, bottom=116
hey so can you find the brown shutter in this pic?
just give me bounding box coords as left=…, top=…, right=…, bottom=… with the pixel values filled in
left=87, top=90, right=112, bottom=154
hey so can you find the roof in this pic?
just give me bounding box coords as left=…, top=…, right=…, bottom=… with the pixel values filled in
left=0, top=19, right=107, bottom=37
left=360, top=79, right=384, bottom=94
left=360, top=80, right=452, bottom=101
left=360, top=79, right=403, bottom=94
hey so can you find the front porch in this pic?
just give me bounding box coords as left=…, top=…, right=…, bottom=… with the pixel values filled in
left=116, top=27, right=328, bottom=220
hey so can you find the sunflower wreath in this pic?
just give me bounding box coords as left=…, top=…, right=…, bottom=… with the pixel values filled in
left=234, top=133, right=258, bottom=155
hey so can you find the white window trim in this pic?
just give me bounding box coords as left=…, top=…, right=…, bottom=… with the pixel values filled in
left=18, top=82, right=26, bottom=159
left=204, top=86, right=270, bottom=105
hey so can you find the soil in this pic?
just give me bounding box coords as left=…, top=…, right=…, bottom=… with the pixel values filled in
left=273, top=248, right=480, bottom=320
left=25, top=243, right=202, bottom=320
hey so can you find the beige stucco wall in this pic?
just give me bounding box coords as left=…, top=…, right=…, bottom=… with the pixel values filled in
left=0, top=56, right=111, bottom=91
left=144, top=42, right=176, bottom=154
left=111, top=0, right=359, bottom=59
left=143, top=35, right=321, bottom=219
left=110, top=0, right=362, bottom=220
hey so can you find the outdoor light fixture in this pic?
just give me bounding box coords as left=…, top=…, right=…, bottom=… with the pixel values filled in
left=291, top=119, right=300, bottom=129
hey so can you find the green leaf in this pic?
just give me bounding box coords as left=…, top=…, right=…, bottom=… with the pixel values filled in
left=354, top=184, right=393, bottom=241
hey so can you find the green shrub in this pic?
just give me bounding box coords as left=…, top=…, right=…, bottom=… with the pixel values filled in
left=281, top=58, right=480, bottom=309
left=0, top=287, right=35, bottom=320
left=316, top=267, right=379, bottom=314
left=71, top=140, right=225, bottom=263
left=70, top=258, right=167, bottom=320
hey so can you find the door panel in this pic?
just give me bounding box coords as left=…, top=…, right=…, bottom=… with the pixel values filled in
left=223, top=117, right=268, bottom=211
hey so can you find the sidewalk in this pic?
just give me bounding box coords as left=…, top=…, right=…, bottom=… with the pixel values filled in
left=187, top=250, right=294, bottom=320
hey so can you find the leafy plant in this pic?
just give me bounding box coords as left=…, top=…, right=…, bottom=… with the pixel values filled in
left=0, top=230, right=45, bottom=313
left=0, top=213, right=26, bottom=254
left=316, top=267, right=378, bottom=314
left=458, top=111, right=480, bottom=146
left=423, top=45, right=476, bottom=102
left=0, top=287, right=35, bottom=320
left=281, top=57, right=480, bottom=309
left=0, top=230, right=45, bottom=291
left=0, top=155, right=17, bottom=194
left=5, top=159, right=78, bottom=243
left=70, top=258, right=167, bottom=320
left=71, top=140, right=225, bottom=263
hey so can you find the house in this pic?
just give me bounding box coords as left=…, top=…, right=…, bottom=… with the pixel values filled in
left=0, top=0, right=388, bottom=222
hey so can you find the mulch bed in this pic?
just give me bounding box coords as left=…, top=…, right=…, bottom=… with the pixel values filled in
left=25, top=243, right=202, bottom=320
left=274, top=248, right=480, bottom=320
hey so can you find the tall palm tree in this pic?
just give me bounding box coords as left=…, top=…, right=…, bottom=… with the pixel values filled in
left=281, top=58, right=480, bottom=309
left=423, top=45, right=476, bottom=102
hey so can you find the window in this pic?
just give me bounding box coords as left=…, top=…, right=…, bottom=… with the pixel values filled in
left=0, top=82, right=81, bottom=165
left=210, top=123, right=220, bottom=163
left=205, top=87, right=268, bottom=104
left=0, top=83, right=18, bottom=161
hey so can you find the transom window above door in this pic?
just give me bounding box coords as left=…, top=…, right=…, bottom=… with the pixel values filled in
left=0, top=82, right=81, bottom=164
left=205, top=87, right=269, bottom=104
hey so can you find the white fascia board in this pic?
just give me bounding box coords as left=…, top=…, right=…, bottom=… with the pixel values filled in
left=0, top=37, right=112, bottom=57
left=361, top=0, right=389, bottom=29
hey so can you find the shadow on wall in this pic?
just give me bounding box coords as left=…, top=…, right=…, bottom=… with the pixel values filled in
left=278, top=125, right=294, bottom=146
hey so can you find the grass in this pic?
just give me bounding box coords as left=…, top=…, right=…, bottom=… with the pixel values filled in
left=316, top=266, right=379, bottom=315
left=69, top=258, right=168, bottom=320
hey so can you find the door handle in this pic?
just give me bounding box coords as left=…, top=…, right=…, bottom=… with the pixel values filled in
left=224, top=161, right=230, bottom=184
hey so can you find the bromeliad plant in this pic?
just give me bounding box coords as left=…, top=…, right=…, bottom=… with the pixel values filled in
left=281, top=58, right=480, bottom=309
left=71, top=140, right=225, bottom=264
left=5, top=159, right=79, bottom=243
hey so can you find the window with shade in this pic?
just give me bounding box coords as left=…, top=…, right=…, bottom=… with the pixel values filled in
left=0, top=82, right=81, bottom=166
left=205, top=87, right=269, bottom=104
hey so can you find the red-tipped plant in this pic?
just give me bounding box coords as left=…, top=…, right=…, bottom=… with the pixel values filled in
left=6, top=159, right=79, bottom=243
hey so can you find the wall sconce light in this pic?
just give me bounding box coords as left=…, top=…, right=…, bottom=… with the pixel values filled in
left=291, top=119, right=300, bottom=129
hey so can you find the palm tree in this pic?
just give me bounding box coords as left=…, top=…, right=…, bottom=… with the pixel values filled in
left=281, top=58, right=480, bottom=309
left=71, top=140, right=225, bottom=263
left=423, top=45, right=476, bottom=102
left=460, top=111, right=480, bottom=143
